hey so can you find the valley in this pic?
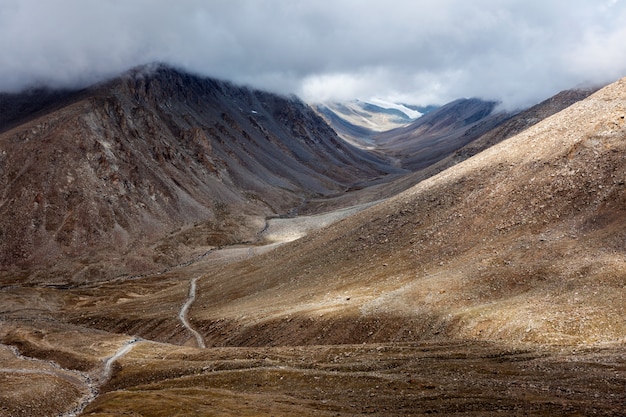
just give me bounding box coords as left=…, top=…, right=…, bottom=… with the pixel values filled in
left=2, top=211, right=624, bottom=416
left=1, top=67, right=625, bottom=416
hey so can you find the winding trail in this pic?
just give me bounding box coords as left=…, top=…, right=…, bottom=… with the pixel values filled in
left=179, top=277, right=206, bottom=348
left=2, top=343, right=95, bottom=417
left=1, top=338, right=140, bottom=417
left=101, top=338, right=139, bottom=383
left=66, top=338, right=140, bottom=416
left=63, top=338, right=140, bottom=417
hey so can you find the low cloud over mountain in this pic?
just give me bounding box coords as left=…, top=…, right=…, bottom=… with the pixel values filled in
left=1, top=1, right=625, bottom=109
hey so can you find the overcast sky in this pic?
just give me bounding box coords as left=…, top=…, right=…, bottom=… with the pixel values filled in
left=1, top=0, right=625, bottom=108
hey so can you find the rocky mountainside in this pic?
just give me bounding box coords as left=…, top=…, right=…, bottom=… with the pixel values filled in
left=0, top=65, right=397, bottom=284
left=0, top=87, right=85, bottom=133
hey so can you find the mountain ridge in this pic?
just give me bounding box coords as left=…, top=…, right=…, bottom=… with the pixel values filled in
left=297, top=86, right=598, bottom=215
left=317, top=96, right=513, bottom=171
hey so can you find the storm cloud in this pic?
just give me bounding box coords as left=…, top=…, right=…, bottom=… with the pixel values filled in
left=1, top=0, right=625, bottom=108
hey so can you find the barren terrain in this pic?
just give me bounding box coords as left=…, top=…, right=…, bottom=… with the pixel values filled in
left=1, top=73, right=625, bottom=416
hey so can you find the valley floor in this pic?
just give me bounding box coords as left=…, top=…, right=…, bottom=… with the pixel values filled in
left=83, top=341, right=626, bottom=416
left=1, top=330, right=624, bottom=416
left=1, top=200, right=625, bottom=416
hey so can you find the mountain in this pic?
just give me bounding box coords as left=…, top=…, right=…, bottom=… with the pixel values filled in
left=363, top=99, right=424, bottom=119
left=314, top=99, right=427, bottom=148
left=298, top=87, right=598, bottom=214
left=0, top=64, right=398, bottom=284
left=390, top=87, right=600, bottom=193
left=452, top=87, right=601, bottom=162
left=184, top=77, right=626, bottom=345
left=392, top=87, right=598, bottom=173
left=318, top=97, right=514, bottom=171
left=1, top=73, right=624, bottom=416
left=374, top=98, right=511, bottom=170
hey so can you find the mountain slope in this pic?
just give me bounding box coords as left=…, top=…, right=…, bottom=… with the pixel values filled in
left=314, top=102, right=380, bottom=147
left=0, top=87, right=86, bottom=133
left=388, top=86, right=600, bottom=200
left=317, top=98, right=511, bottom=171
left=0, top=65, right=396, bottom=284
left=203, top=77, right=626, bottom=346
left=373, top=98, right=511, bottom=170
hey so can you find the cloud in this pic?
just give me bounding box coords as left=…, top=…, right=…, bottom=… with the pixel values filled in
left=1, top=0, right=625, bottom=108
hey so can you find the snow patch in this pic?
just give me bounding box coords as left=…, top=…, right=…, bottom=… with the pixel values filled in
left=365, top=98, right=423, bottom=119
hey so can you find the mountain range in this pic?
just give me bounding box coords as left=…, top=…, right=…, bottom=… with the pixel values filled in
left=314, top=99, right=431, bottom=141
left=0, top=64, right=624, bottom=416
